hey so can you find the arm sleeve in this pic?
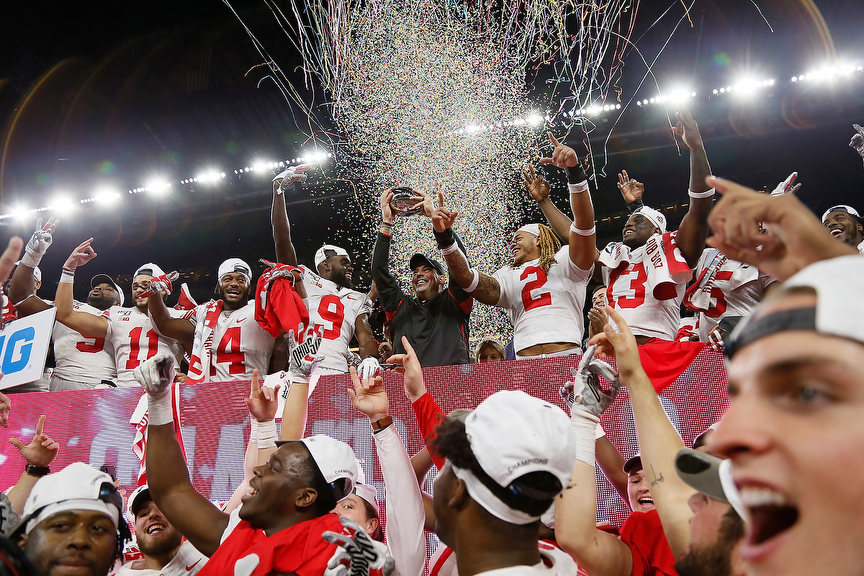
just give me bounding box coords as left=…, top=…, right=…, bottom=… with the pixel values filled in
left=411, top=392, right=446, bottom=470
left=374, top=425, right=427, bottom=576
left=371, top=232, right=406, bottom=312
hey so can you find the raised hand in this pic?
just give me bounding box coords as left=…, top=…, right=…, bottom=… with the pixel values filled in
left=348, top=367, right=388, bottom=422
left=539, top=132, right=581, bottom=169
left=139, top=271, right=179, bottom=298
left=273, top=164, right=313, bottom=194
left=244, top=369, right=280, bottom=422
left=133, top=353, right=177, bottom=397
left=357, top=357, right=383, bottom=381
left=409, top=190, right=437, bottom=219
left=380, top=189, right=395, bottom=223
left=850, top=124, right=864, bottom=165
left=522, top=165, right=550, bottom=203
left=769, top=172, right=801, bottom=197
left=387, top=336, right=426, bottom=402
left=288, top=323, right=324, bottom=378
left=671, top=110, right=705, bottom=151
left=430, top=192, right=459, bottom=233
left=323, top=515, right=396, bottom=576
left=588, top=306, right=645, bottom=382
left=9, top=414, right=60, bottom=467
left=23, top=217, right=58, bottom=265
left=63, top=238, right=97, bottom=273
left=617, top=170, right=644, bottom=203
left=0, top=237, right=23, bottom=289
left=559, top=345, right=620, bottom=419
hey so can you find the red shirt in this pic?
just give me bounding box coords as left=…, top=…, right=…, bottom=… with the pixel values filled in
left=619, top=510, right=678, bottom=576
left=198, top=512, right=345, bottom=576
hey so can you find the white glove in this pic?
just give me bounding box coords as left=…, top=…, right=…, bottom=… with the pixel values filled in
left=769, top=172, right=801, bottom=197
left=288, top=324, right=323, bottom=381
left=273, top=164, right=313, bottom=194
left=323, top=516, right=396, bottom=576
left=560, top=345, right=620, bottom=420
left=140, top=272, right=179, bottom=298
left=133, top=354, right=176, bottom=425
left=21, top=217, right=58, bottom=268
left=357, top=357, right=382, bottom=380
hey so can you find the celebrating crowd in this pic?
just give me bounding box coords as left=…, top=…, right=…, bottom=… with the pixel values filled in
left=0, top=109, right=862, bottom=576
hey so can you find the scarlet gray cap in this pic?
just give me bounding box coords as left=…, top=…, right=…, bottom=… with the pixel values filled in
left=633, top=206, right=667, bottom=233
left=314, top=245, right=350, bottom=269
left=821, top=204, right=860, bottom=224
left=300, top=435, right=358, bottom=501
left=134, top=263, right=166, bottom=279
left=218, top=258, right=252, bottom=282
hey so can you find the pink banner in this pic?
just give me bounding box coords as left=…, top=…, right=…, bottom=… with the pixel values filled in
left=0, top=350, right=729, bottom=528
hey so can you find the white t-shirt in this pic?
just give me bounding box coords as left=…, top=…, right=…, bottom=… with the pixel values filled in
left=51, top=301, right=116, bottom=382
left=492, top=246, right=592, bottom=354
left=116, top=540, right=206, bottom=575
left=300, top=266, right=373, bottom=373
left=600, top=231, right=693, bottom=340
left=189, top=301, right=275, bottom=381
left=106, top=306, right=187, bottom=387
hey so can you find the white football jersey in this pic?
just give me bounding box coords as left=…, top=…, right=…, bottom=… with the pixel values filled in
left=686, top=249, right=776, bottom=341
left=492, top=246, right=592, bottom=353
left=106, top=306, right=187, bottom=387
left=116, top=540, right=206, bottom=575
left=601, top=231, right=693, bottom=340
left=52, top=301, right=116, bottom=382
left=189, top=301, right=275, bottom=381
left=300, top=265, right=373, bottom=373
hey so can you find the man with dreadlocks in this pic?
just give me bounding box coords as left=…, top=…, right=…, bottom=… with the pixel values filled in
left=434, top=133, right=596, bottom=357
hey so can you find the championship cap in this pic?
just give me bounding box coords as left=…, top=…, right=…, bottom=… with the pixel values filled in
left=125, top=484, right=152, bottom=522
left=217, top=258, right=252, bottom=283
left=623, top=454, right=643, bottom=474
left=14, top=463, right=127, bottom=537
left=725, top=255, right=864, bottom=358
left=633, top=206, right=667, bottom=233
left=409, top=254, right=444, bottom=275
left=298, top=435, right=358, bottom=502
left=821, top=204, right=861, bottom=224
left=134, top=263, right=166, bottom=279
left=675, top=448, right=746, bottom=520
left=314, top=245, right=350, bottom=269
left=517, top=223, right=541, bottom=237
left=452, top=390, right=574, bottom=525
left=352, top=482, right=380, bottom=517
left=90, top=274, right=125, bottom=306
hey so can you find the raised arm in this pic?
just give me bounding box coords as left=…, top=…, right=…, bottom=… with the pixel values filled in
left=147, top=279, right=194, bottom=349
left=7, top=415, right=61, bottom=515
left=138, top=355, right=229, bottom=556
left=354, top=314, right=379, bottom=359
left=540, top=133, right=598, bottom=270
left=371, top=190, right=408, bottom=311
left=53, top=239, right=108, bottom=338
left=671, top=110, right=713, bottom=267
left=271, top=167, right=311, bottom=266
left=8, top=218, right=56, bottom=317
left=522, top=166, right=572, bottom=241
left=589, top=307, right=694, bottom=557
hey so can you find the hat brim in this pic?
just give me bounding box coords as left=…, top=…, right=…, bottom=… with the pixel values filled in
left=675, top=448, right=728, bottom=503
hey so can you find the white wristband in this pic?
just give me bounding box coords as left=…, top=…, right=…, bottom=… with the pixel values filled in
left=568, top=181, right=590, bottom=194
left=570, top=407, right=599, bottom=466
left=59, top=273, right=74, bottom=284
left=147, top=391, right=174, bottom=426
left=688, top=187, right=716, bottom=199
left=465, top=269, right=480, bottom=293
left=20, top=252, right=42, bottom=269
left=440, top=242, right=459, bottom=256
left=253, top=419, right=277, bottom=449
left=569, top=222, right=596, bottom=237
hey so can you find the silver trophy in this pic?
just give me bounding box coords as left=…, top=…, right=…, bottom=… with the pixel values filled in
left=389, top=187, right=424, bottom=216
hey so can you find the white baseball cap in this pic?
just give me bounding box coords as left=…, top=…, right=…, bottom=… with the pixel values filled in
left=16, top=463, right=124, bottom=535
left=821, top=204, right=860, bottom=224
left=452, top=390, right=574, bottom=525
left=125, top=484, right=152, bottom=522
left=314, top=245, right=350, bottom=269
left=633, top=206, right=667, bottom=233
left=726, top=255, right=864, bottom=357
left=134, top=263, right=166, bottom=279
left=675, top=448, right=746, bottom=521
left=217, top=258, right=252, bottom=282
left=90, top=274, right=125, bottom=306
left=353, top=482, right=380, bottom=517
left=299, top=435, right=358, bottom=502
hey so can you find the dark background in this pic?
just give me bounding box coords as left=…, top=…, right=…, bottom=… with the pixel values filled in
left=1, top=0, right=863, bottom=306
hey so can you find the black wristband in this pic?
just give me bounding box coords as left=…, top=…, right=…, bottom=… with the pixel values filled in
left=626, top=199, right=645, bottom=213
left=566, top=165, right=588, bottom=184
left=24, top=464, right=50, bottom=477
left=433, top=228, right=455, bottom=249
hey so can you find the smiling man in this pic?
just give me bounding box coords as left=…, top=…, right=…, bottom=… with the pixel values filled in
left=147, top=258, right=276, bottom=383
left=821, top=204, right=864, bottom=253
left=708, top=254, right=864, bottom=576
left=117, top=485, right=206, bottom=575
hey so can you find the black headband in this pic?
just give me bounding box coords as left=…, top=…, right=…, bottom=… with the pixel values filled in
left=724, top=307, right=817, bottom=359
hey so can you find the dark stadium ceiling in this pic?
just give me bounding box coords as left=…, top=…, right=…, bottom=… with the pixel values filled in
left=1, top=0, right=862, bottom=299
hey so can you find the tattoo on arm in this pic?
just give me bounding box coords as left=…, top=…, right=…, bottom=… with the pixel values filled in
left=648, top=465, right=665, bottom=487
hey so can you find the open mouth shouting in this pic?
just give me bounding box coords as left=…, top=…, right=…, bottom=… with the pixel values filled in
left=737, top=483, right=799, bottom=561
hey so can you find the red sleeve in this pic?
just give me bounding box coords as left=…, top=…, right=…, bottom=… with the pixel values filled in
left=619, top=510, right=677, bottom=576
left=411, top=392, right=446, bottom=470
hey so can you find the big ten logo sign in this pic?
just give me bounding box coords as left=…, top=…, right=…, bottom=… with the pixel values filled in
left=0, top=308, right=55, bottom=389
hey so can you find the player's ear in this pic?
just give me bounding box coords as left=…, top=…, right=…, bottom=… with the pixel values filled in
left=295, top=487, right=318, bottom=510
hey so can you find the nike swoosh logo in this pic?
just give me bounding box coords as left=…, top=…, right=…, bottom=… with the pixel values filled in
left=346, top=295, right=356, bottom=300
left=186, top=559, right=201, bottom=571
left=235, top=317, right=246, bottom=324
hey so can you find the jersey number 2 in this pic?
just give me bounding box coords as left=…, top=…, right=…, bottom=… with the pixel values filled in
left=520, top=266, right=552, bottom=311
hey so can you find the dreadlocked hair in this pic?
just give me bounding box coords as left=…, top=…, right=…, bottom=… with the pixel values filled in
left=536, top=224, right=561, bottom=274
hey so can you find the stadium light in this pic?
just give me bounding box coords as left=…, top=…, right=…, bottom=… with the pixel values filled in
left=94, top=187, right=121, bottom=207
left=300, top=149, right=329, bottom=164
left=10, top=204, right=30, bottom=222
left=251, top=160, right=272, bottom=173
left=525, top=112, right=544, bottom=127
left=49, top=193, right=77, bottom=213
left=145, top=178, right=171, bottom=197
left=195, top=169, right=224, bottom=185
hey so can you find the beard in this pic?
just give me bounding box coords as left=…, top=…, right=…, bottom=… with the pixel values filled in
left=220, top=287, right=251, bottom=310
left=87, top=293, right=116, bottom=310
left=136, top=526, right=182, bottom=558
left=328, top=269, right=352, bottom=289
left=675, top=509, right=744, bottom=576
